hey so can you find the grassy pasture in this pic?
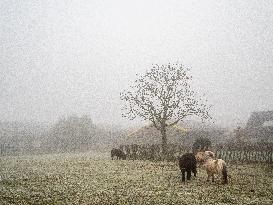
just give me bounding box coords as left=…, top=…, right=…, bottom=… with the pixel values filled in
left=1, top=152, right=273, bottom=205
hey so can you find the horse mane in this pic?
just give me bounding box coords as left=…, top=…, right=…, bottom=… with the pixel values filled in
left=205, top=151, right=215, bottom=158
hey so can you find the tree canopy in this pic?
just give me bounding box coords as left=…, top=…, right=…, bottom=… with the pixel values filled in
left=121, top=63, right=211, bottom=155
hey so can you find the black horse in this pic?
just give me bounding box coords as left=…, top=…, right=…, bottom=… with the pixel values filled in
left=178, top=153, right=197, bottom=182
left=111, top=148, right=126, bottom=160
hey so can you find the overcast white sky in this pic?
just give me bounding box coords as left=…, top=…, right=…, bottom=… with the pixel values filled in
left=1, top=0, right=273, bottom=128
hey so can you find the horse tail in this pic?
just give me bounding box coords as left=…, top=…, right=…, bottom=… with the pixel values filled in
left=222, top=164, right=228, bottom=184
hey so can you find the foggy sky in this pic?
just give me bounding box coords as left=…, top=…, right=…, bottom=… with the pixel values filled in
left=1, top=0, right=273, bottom=128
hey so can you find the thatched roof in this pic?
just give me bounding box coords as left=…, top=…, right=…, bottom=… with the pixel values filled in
left=123, top=121, right=226, bottom=145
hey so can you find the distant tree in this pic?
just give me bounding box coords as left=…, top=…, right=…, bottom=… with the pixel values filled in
left=120, top=63, right=211, bottom=156
left=192, top=137, right=212, bottom=152
left=49, top=115, right=95, bottom=152
left=234, top=126, right=244, bottom=143
left=227, top=126, right=249, bottom=148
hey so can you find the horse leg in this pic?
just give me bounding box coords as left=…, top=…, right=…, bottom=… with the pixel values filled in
left=192, top=167, right=197, bottom=177
left=206, top=170, right=211, bottom=182
left=181, top=169, right=186, bottom=182
left=212, top=174, right=215, bottom=182
left=222, top=164, right=228, bottom=184
left=187, top=170, right=191, bottom=180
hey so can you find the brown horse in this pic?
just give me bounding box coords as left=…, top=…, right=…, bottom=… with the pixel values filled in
left=195, top=151, right=228, bottom=184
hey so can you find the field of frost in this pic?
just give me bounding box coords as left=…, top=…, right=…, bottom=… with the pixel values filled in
left=1, top=152, right=273, bottom=205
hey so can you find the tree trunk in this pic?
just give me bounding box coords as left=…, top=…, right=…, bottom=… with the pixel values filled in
left=161, top=126, right=167, bottom=158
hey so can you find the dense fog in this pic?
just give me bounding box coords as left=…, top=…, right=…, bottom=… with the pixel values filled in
left=1, top=0, right=273, bottom=155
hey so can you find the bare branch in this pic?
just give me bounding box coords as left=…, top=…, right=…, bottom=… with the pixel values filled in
left=120, top=62, right=211, bottom=151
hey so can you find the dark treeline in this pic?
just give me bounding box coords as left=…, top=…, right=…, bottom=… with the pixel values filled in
left=1, top=114, right=272, bottom=157
left=0, top=115, right=126, bottom=156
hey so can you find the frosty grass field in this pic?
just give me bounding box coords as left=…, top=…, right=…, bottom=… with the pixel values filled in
left=1, top=152, right=273, bottom=205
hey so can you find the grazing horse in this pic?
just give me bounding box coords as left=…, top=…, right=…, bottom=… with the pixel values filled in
left=195, top=151, right=228, bottom=184
left=178, top=153, right=197, bottom=182
left=111, top=148, right=126, bottom=160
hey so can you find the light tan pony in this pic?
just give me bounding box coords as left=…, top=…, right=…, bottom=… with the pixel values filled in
left=195, top=151, right=228, bottom=184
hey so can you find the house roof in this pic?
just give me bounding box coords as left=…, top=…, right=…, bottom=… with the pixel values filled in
left=246, top=111, right=273, bottom=129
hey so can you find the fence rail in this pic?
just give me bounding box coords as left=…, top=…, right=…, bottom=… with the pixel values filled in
left=215, top=150, right=273, bottom=163
left=119, top=143, right=273, bottom=163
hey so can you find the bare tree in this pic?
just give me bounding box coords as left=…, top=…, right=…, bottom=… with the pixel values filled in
left=120, top=63, right=211, bottom=156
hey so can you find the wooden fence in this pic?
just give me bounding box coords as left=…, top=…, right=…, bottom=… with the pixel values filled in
left=215, top=150, right=273, bottom=163
left=119, top=143, right=273, bottom=163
